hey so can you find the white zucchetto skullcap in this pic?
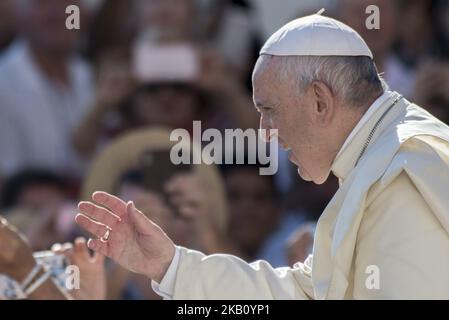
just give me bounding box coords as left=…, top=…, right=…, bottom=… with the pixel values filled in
left=260, top=10, right=373, bottom=59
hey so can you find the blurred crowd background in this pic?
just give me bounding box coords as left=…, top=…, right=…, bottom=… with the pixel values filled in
left=0, top=0, right=449, bottom=299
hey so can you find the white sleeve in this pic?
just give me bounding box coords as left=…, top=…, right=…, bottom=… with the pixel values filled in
left=171, top=246, right=314, bottom=299
left=150, top=246, right=181, bottom=300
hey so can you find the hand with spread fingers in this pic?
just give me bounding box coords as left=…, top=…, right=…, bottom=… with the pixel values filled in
left=75, top=192, right=176, bottom=283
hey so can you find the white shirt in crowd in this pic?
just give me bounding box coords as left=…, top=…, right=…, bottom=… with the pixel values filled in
left=0, top=40, right=94, bottom=178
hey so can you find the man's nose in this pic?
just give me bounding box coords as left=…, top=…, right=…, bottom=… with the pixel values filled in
left=259, top=116, right=277, bottom=143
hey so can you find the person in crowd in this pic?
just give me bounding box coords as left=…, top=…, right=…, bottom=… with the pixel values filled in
left=1, top=170, right=66, bottom=211
left=285, top=222, right=316, bottom=267
left=0, top=216, right=105, bottom=300
left=1, top=170, right=77, bottom=251
left=195, top=0, right=261, bottom=86
left=132, top=0, right=258, bottom=125
left=0, top=216, right=67, bottom=299
left=72, top=45, right=257, bottom=159
left=0, top=0, right=94, bottom=182
left=222, top=164, right=292, bottom=267
left=52, top=237, right=106, bottom=300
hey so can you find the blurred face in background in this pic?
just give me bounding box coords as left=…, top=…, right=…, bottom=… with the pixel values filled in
left=226, top=168, right=280, bottom=258
left=118, top=182, right=174, bottom=233
left=17, top=0, right=85, bottom=55
left=135, top=0, right=196, bottom=41
left=117, top=180, right=192, bottom=248
left=337, top=0, right=397, bottom=62
left=127, top=84, right=201, bottom=129
left=17, top=184, right=65, bottom=211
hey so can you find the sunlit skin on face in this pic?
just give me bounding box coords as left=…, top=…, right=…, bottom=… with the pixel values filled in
left=252, top=56, right=366, bottom=184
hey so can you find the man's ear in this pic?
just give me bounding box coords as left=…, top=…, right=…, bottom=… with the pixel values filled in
left=310, top=81, right=335, bottom=127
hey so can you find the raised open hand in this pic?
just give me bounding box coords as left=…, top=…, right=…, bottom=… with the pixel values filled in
left=75, top=192, right=175, bottom=282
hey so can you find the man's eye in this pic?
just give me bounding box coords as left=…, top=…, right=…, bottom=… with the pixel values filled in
left=256, top=105, right=274, bottom=114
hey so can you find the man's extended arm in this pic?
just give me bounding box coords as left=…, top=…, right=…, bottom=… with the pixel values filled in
left=153, top=246, right=314, bottom=300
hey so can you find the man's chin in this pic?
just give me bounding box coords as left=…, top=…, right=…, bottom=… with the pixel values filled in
left=297, top=167, right=329, bottom=184
left=297, top=167, right=312, bottom=182
left=289, top=156, right=318, bottom=183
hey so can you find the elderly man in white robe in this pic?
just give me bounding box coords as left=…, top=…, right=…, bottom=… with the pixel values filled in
left=75, top=13, right=449, bottom=299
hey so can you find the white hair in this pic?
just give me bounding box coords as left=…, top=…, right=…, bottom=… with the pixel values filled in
left=260, top=55, right=388, bottom=107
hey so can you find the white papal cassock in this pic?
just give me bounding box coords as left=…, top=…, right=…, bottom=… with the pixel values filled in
left=153, top=91, right=449, bottom=299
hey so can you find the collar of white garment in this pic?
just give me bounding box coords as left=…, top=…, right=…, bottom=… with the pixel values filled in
left=335, top=90, right=395, bottom=160
left=331, top=90, right=395, bottom=180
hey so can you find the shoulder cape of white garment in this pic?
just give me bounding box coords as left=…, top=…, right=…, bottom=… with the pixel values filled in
left=314, top=92, right=449, bottom=299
